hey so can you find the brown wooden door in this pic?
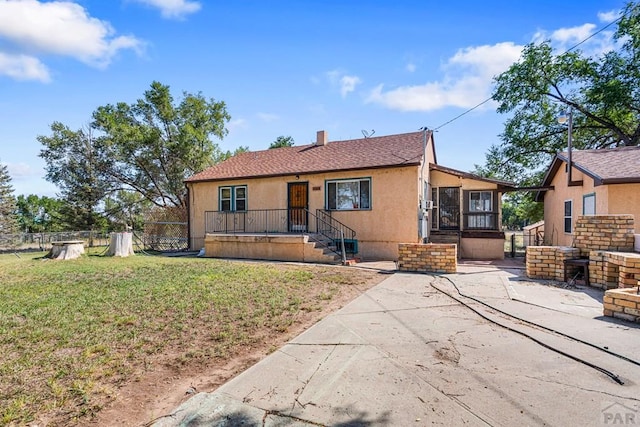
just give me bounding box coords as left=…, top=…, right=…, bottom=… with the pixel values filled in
left=288, top=182, right=308, bottom=232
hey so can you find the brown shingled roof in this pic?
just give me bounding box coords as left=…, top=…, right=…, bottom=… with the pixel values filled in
left=561, top=146, right=640, bottom=184
left=186, top=131, right=429, bottom=182
left=536, top=146, right=640, bottom=201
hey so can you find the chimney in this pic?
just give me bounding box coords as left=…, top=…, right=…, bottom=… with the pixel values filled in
left=316, top=130, right=327, bottom=146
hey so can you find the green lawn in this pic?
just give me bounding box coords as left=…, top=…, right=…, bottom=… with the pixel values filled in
left=0, top=251, right=375, bottom=426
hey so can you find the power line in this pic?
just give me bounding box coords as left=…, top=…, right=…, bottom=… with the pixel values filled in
left=433, top=9, right=628, bottom=132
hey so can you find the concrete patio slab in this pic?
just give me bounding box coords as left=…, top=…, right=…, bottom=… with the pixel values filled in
left=155, top=266, right=640, bottom=427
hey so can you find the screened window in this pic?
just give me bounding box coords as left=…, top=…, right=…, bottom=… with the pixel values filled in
left=583, top=193, right=595, bottom=216
left=219, top=186, right=247, bottom=211
left=469, top=191, right=492, bottom=212
left=326, top=179, right=371, bottom=210
left=467, top=191, right=494, bottom=229
left=564, top=200, right=573, bottom=233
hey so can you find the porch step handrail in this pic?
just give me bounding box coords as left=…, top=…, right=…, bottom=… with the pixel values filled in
left=314, top=209, right=357, bottom=241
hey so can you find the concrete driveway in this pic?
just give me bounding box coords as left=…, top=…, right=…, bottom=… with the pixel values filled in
left=155, top=263, right=640, bottom=426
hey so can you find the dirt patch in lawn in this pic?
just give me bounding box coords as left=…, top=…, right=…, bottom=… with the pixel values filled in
left=90, top=265, right=387, bottom=427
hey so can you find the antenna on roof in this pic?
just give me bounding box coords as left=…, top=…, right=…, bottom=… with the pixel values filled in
left=361, top=129, right=375, bottom=138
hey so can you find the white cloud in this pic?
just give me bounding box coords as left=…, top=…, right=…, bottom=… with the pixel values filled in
left=367, top=42, right=522, bottom=112
left=5, top=162, right=36, bottom=178
left=598, top=10, right=620, bottom=23
left=227, top=118, right=247, bottom=132
left=0, top=52, right=50, bottom=82
left=534, top=23, right=597, bottom=47
left=406, top=62, right=416, bottom=73
left=0, top=0, right=143, bottom=80
left=257, top=112, right=279, bottom=122
left=130, top=0, right=201, bottom=19
left=326, top=70, right=361, bottom=98
left=339, top=75, right=361, bottom=97
left=533, top=21, right=621, bottom=57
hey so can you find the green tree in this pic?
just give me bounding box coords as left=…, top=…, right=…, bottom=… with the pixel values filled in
left=91, top=81, right=231, bottom=208
left=269, top=135, right=294, bottom=149
left=103, top=190, right=151, bottom=231
left=15, top=194, right=67, bottom=233
left=0, top=160, right=19, bottom=234
left=39, top=124, right=110, bottom=231
left=484, top=1, right=640, bottom=184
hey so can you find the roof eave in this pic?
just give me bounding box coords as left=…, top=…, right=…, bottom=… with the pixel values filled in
left=184, top=161, right=422, bottom=184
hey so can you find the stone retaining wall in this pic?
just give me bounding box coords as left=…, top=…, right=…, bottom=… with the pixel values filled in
left=525, top=246, right=580, bottom=281
left=604, top=287, right=640, bottom=322
left=398, top=243, right=456, bottom=274
left=574, top=215, right=635, bottom=255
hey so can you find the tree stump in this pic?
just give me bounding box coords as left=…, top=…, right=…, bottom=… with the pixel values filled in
left=106, top=232, right=135, bottom=257
left=47, top=240, right=85, bottom=260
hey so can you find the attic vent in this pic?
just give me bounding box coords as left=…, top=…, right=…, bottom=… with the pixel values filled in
left=316, top=130, right=327, bottom=146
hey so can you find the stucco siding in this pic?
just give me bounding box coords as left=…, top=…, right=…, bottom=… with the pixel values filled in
left=607, top=184, right=640, bottom=225
left=541, top=164, right=637, bottom=246
left=188, top=165, right=421, bottom=259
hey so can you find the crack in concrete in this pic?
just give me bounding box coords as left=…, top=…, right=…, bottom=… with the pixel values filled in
left=262, top=409, right=325, bottom=426
left=523, top=375, right=640, bottom=402
left=289, top=344, right=338, bottom=414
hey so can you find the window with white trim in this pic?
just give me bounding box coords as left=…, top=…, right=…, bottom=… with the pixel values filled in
left=326, top=178, right=371, bottom=210
left=583, top=193, right=595, bottom=215
left=467, top=191, right=494, bottom=229
left=564, top=200, right=573, bottom=233
left=219, top=185, right=247, bottom=211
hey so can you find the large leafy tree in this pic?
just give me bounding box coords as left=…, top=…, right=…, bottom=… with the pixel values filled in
left=15, top=194, right=67, bottom=233
left=39, top=124, right=110, bottom=231
left=484, top=1, right=640, bottom=184
left=0, top=160, right=19, bottom=234
left=91, top=81, right=231, bottom=208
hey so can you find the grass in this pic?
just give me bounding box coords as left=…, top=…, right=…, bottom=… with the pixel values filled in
left=0, top=251, right=374, bottom=426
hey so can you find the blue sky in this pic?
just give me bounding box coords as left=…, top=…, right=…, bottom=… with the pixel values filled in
left=0, top=0, right=627, bottom=197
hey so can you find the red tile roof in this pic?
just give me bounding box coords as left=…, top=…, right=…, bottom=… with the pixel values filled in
left=186, top=131, right=430, bottom=182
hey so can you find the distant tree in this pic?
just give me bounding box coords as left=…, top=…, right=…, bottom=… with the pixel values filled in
left=269, top=135, right=294, bottom=149
left=103, top=190, right=151, bottom=231
left=39, top=124, right=110, bottom=231
left=0, top=160, right=19, bottom=234
left=483, top=1, right=640, bottom=184
left=91, top=81, right=231, bottom=209
left=15, top=194, right=67, bottom=233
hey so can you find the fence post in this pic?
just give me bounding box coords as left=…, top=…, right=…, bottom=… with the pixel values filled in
left=510, top=233, right=516, bottom=258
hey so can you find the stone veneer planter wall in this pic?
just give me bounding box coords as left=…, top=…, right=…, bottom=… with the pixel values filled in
left=603, top=287, right=640, bottom=322
left=397, top=243, right=456, bottom=274
left=525, top=246, right=580, bottom=281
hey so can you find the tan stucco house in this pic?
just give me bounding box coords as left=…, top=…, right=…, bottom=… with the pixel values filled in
left=185, top=130, right=514, bottom=262
left=536, top=146, right=640, bottom=246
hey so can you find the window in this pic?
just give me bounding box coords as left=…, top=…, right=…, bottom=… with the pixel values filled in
left=564, top=200, right=572, bottom=233
left=466, top=190, right=495, bottom=229
left=219, top=185, right=247, bottom=211
left=469, top=191, right=492, bottom=212
left=583, top=193, right=595, bottom=215
left=326, top=178, right=371, bottom=210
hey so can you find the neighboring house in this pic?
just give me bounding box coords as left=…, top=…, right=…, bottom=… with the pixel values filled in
left=536, top=146, right=640, bottom=246
left=185, top=130, right=514, bottom=261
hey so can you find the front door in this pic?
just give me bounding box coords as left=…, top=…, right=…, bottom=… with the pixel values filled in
left=288, top=182, right=308, bottom=232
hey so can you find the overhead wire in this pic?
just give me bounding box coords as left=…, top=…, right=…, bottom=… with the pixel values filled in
left=432, top=9, right=629, bottom=132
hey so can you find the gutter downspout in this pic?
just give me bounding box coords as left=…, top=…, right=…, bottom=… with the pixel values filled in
left=420, top=128, right=429, bottom=243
